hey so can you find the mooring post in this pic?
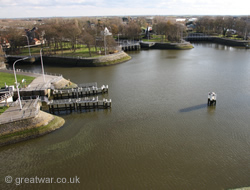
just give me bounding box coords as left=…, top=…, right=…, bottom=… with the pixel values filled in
left=52, top=105, right=54, bottom=114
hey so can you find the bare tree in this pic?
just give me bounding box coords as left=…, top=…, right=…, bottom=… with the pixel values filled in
left=125, top=21, right=141, bottom=40
left=0, top=45, right=5, bottom=67
left=79, top=30, right=95, bottom=57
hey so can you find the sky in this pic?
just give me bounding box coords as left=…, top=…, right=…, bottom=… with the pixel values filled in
left=0, top=0, right=249, bottom=18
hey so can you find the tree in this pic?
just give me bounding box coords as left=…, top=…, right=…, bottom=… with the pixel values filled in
left=0, top=45, right=5, bottom=67
left=79, top=30, right=95, bottom=57
left=125, top=21, right=141, bottom=40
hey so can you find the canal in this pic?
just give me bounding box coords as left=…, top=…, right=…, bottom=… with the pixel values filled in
left=1, top=43, right=250, bottom=189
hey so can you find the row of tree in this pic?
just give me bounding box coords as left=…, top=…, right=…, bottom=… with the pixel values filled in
left=1, top=16, right=250, bottom=56
left=195, top=16, right=250, bottom=39
left=0, top=16, right=184, bottom=56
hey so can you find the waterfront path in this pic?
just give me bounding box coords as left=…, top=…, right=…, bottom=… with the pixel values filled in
left=0, top=69, right=63, bottom=91
left=0, top=98, right=40, bottom=125
left=0, top=69, right=63, bottom=124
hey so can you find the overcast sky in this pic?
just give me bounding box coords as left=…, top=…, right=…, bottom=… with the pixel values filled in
left=0, top=0, right=249, bottom=18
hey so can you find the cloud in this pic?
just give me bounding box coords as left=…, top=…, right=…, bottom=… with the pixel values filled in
left=0, top=0, right=249, bottom=18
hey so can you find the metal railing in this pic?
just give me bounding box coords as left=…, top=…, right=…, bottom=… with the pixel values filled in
left=0, top=92, right=13, bottom=103
left=6, top=68, right=62, bottom=77
left=0, top=98, right=41, bottom=125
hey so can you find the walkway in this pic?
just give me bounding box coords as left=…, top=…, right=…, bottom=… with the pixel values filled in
left=0, top=68, right=63, bottom=91
left=0, top=69, right=63, bottom=124
left=0, top=98, right=40, bottom=124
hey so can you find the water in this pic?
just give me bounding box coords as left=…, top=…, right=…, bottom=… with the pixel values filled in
left=1, top=43, right=250, bottom=190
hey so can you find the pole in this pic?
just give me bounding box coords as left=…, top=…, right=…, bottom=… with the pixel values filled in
left=118, top=33, right=120, bottom=45
left=22, top=35, right=31, bottom=56
left=13, top=57, right=29, bottom=110
left=104, top=34, right=106, bottom=55
left=40, top=48, right=48, bottom=83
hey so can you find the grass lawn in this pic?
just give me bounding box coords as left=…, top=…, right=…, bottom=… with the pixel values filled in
left=142, top=35, right=171, bottom=43
left=18, top=44, right=102, bottom=58
left=0, top=106, right=8, bottom=115
left=0, top=72, right=35, bottom=88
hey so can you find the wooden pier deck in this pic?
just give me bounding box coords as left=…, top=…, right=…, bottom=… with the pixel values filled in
left=48, top=97, right=111, bottom=113
left=52, top=84, right=108, bottom=99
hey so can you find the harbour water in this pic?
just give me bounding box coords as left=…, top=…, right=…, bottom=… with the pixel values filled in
left=1, top=43, right=250, bottom=189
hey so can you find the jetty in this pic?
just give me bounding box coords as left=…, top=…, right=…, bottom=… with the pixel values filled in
left=120, top=41, right=141, bottom=51
left=0, top=69, right=112, bottom=115
left=52, top=83, right=108, bottom=99
left=47, top=97, right=111, bottom=113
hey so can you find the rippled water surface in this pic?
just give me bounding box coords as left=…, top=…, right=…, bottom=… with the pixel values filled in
left=1, top=43, right=250, bottom=190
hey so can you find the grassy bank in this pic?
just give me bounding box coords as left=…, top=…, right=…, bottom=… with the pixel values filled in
left=18, top=44, right=102, bottom=58
left=176, top=44, right=194, bottom=50
left=0, top=72, right=35, bottom=88
left=0, top=106, right=8, bottom=115
left=0, top=112, right=65, bottom=146
left=96, top=55, right=131, bottom=66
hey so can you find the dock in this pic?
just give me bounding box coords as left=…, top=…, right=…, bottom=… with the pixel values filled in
left=52, top=83, right=108, bottom=99
left=48, top=97, right=111, bottom=113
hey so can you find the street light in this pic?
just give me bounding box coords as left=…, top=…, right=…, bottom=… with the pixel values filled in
left=103, top=27, right=112, bottom=55
left=22, top=35, right=31, bottom=56
left=40, top=47, right=49, bottom=83
left=13, top=57, right=29, bottom=110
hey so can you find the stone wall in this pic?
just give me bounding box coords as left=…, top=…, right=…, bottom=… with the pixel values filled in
left=151, top=42, right=194, bottom=50
left=0, top=111, right=65, bottom=146
left=41, top=51, right=131, bottom=67
left=213, top=37, right=248, bottom=46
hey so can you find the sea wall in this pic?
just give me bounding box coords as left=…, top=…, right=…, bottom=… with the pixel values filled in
left=0, top=111, right=65, bottom=146
left=185, top=35, right=249, bottom=47
left=41, top=51, right=131, bottom=67
left=150, top=42, right=194, bottom=50
left=213, top=37, right=248, bottom=46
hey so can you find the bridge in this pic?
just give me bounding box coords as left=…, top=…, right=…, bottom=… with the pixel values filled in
left=119, top=40, right=141, bottom=51
left=184, top=33, right=214, bottom=41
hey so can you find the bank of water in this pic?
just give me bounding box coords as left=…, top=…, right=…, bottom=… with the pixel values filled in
left=0, top=43, right=250, bottom=190
left=0, top=111, right=65, bottom=146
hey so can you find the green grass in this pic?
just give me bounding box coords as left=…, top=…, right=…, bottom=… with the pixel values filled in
left=0, top=115, right=65, bottom=144
left=0, top=106, right=8, bottom=115
left=142, top=35, right=171, bottom=43
left=18, top=43, right=101, bottom=58
left=97, top=55, right=131, bottom=66
left=0, top=72, right=35, bottom=88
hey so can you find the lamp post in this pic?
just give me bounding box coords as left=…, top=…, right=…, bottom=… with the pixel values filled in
left=22, top=35, right=31, bottom=56
left=13, top=57, right=29, bottom=110
left=104, top=34, right=107, bottom=55
left=104, top=27, right=112, bottom=55
left=40, top=47, right=49, bottom=83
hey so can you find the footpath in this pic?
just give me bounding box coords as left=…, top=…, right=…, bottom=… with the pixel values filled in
left=0, top=69, right=66, bottom=146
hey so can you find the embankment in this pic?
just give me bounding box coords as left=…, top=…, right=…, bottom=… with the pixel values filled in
left=42, top=51, right=131, bottom=67
left=0, top=111, right=65, bottom=146
left=141, top=42, right=194, bottom=50
left=185, top=35, right=249, bottom=47
left=213, top=37, right=248, bottom=46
